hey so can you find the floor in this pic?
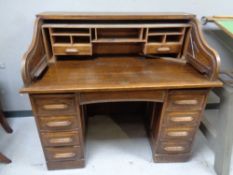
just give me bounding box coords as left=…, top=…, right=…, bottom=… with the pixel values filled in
left=0, top=111, right=230, bottom=175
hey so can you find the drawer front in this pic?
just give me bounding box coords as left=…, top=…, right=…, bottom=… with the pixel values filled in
left=41, top=131, right=80, bottom=147
left=32, top=94, right=76, bottom=116
left=163, top=111, right=200, bottom=126
left=144, top=43, right=181, bottom=54
left=53, top=44, right=92, bottom=56
left=45, top=146, right=82, bottom=161
left=38, top=116, right=79, bottom=131
left=157, top=141, right=191, bottom=154
left=167, top=90, right=207, bottom=111
left=160, top=127, right=195, bottom=140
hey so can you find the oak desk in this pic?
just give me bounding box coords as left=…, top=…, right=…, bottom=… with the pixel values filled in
left=21, top=12, right=222, bottom=170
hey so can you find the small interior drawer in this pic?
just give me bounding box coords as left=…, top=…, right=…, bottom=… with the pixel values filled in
left=32, top=94, right=76, bottom=116
left=41, top=131, right=80, bottom=147
left=144, top=43, right=181, bottom=54
left=53, top=44, right=92, bottom=56
left=45, top=146, right=82, bottom=161
left=166, top=90, right=207, bottom=111
left=38, top=116, right=79, bottom=131
left=157, top=141, right=191, bottom=154
left=163, top=111, right=200, bottom=126
left=160, top=127, right=195, bottom=140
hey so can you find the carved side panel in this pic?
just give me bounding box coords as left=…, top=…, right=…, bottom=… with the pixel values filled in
left=185, top=19, right=220, bottom=80
left=21, top=18, right=48, bottom=86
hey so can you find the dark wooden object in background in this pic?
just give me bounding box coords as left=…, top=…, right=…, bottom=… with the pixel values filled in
left=0, top=110, right=13, bottom=164
left=20, top=12, right=222, bottom=170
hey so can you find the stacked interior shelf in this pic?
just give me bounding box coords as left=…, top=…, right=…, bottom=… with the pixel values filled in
left=91, top=28, right=146, bottom=43
left=144, top=25, right=189, bottom=55
left=42, top=26, right=92, bottom=58
left=41, top=23, right=191, bottom=59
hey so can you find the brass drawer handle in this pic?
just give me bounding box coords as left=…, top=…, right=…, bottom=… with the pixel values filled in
left=167, top=131, right=189, bottom=137
left=170, top=116, right=194, bottom=122
left=174, top=99, right=198, bottom=105
left=46, top=121, right=72, bottom=127
left=164, top=146, right=185, bottom=152
left=65, top=48, right=79, bottom=53
left=49, top=137, right=73, bottom=144
left=43, top=104, right=68, bottom=110
left=54, top=152, right=76, bottom=159
left=157, top=47, right=171, bottom=52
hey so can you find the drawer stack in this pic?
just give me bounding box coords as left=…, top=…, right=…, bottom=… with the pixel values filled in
left=30, top=94, right=84, bottom=170
left=153, top=90, right=208, bottom=162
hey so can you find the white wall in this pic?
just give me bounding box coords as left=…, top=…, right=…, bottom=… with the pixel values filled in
left=0, top=0, right=232, bottom=111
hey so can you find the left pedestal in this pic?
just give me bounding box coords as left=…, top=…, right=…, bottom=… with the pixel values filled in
left=30, top=94, right=85, bottom=170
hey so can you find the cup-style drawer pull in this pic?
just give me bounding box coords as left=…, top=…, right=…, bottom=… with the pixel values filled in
left=173, top=99, right=198, bottom=105
left=43, top=104, right=68, bottom=110
left=170, top=116, right=194, bottom=122
left=157, top=47, right=171, bottom=52
left=164, top=146, right=185, bottom=152
left=46, top=121, right=72, bottom=127
left=54, top=152, right=76, bottom=159
left=49, top=137, right=73, bottom=144
left=65, top=48, right=79, bottom=53
left=167, top=131, right=189, bottom=137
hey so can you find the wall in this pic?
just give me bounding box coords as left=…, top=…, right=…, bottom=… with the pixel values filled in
left=0, top=0, right=232, bottom=111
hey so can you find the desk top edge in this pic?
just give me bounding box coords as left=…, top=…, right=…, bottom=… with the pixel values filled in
left=37, top=12, right=196, bottom=20
left=20, top=82, right=223, bottom=94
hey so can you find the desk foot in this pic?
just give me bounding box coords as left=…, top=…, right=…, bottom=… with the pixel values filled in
left=47, top=159, right=85, bottom=170
left=153, top=153, right=191, bottom=163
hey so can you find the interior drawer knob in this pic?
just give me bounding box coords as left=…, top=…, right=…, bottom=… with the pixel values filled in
left=43, top=104, right=68, bottom=110
left=167, top=131, right=189, bottom=137
left=157, top=47, right=171, bottom=52
left=46, top=121, right=72, bottom=127
left=49, top=137, right=73, bottom=144
left=54, top=152, right=76, bottom=159
left=173, top=99, right=198, bottom=105
left=65, top=48, right=79, bottom=53
left=164, top=146, right=185, bottom=152
left=170, top=116, right=194, bottom=122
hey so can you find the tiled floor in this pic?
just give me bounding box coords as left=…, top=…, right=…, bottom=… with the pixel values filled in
left=0, top=112, right=228, bottom=175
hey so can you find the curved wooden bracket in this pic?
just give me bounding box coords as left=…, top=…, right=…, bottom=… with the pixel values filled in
left=21, top=17, right=48, bottom=86
left=185, top=18, right=220, bottom=80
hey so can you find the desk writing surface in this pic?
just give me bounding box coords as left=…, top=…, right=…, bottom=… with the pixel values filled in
left=21, top=56, right=222, bottom=93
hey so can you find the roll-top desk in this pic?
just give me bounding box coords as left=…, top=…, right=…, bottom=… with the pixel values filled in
left=20, top=12, right=222, bottom=170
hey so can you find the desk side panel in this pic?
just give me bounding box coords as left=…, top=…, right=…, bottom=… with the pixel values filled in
left=21, top=17, right=48, bottom=86
left=186, top=19, right=220, bottom=80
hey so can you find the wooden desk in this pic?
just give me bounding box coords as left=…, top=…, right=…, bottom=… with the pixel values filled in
left=20, top=12, right=222, bottom=170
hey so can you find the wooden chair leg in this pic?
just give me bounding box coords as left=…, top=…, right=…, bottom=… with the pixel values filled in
left=0, top=152, right=11, bottom=164
left=0, top=111, right=13, bottom=133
